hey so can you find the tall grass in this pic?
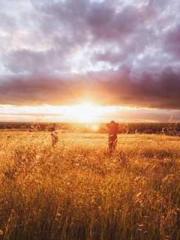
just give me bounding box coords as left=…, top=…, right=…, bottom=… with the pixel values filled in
left=0, top=132, right=179, bottom=240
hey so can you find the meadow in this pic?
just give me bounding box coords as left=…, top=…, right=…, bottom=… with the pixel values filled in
left=0, top=131, right=179, bottom=240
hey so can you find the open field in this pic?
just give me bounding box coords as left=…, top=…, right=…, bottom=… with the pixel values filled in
left=0, top=131, right=179, bottom=240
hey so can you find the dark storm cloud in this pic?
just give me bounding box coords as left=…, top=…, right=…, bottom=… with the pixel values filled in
left=0, top=66, right=180, bottom=109
left=0, top=0, right=180, bottom=110
left=0, top=74, right=88, bottom=105
left=94, top=67, right=180, bottom=109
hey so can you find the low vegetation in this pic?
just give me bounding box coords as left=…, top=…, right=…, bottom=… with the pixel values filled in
left=0, top=131, right=179, bottom=240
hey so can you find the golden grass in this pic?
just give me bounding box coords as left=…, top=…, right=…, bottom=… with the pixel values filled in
left=0, top=131, right=179, bottom=240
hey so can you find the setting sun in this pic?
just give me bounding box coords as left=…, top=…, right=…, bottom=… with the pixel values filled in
left=64, top=102, right=102, bottom=123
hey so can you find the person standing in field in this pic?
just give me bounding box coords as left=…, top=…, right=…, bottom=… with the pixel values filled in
left=107, top=120, right=119, bottom=154
left=51, top=125, right=58, bottom=147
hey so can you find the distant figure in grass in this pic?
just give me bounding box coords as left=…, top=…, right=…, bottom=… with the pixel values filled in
left=107, top=120, right=119, bottom=155
left=51, top=125, right=58, bottom=147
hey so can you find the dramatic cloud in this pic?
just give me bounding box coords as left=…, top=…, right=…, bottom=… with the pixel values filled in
left=0, top=66, right=180, bottom=110
left=0, top=0, right=180, bottom=113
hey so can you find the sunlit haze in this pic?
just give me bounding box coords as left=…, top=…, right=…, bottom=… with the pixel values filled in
left=0, top=102, right=180, bottom=123
left=0, top=0, right=180, bottom=122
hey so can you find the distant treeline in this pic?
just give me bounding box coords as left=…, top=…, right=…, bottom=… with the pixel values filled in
left=0, top=122, right=180, bottom=135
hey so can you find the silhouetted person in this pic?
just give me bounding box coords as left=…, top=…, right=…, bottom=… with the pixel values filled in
left=51, top=126, right=58, bottom=147
left=107, top=121, right=119, bottom=154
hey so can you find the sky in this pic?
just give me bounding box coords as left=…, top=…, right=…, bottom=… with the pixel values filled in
left=0, top=0, right=180, bottom=122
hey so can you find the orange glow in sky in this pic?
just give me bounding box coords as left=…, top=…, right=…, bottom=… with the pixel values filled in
left=0, top=101, right=119, bottom=123
left=63, top=102, right=103, bottom=123
left=0, top=102, right=179, bottom=123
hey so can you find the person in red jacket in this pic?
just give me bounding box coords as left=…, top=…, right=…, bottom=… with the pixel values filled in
left=107, top=121, right=119, bottom=154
